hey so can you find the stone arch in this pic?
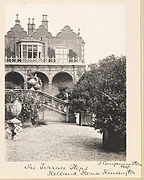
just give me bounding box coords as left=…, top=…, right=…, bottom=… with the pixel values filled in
left=51, top=72, right=73, bottom=96
left=5, top=71, right=24, bottom=89
left=32, top=71, right=49, bottom=92
left=52, top=72, right=73, bottom=87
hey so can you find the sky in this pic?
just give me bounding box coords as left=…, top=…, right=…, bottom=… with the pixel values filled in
left=5, top=3, right=126, bottom=64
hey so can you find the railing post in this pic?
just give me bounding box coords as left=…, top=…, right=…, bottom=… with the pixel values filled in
left=16, top=56, right=18, bottom=62
left=77, top=57, right=79, bottom=63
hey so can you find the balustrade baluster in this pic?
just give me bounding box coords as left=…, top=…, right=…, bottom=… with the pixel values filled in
left=5, top=89, right=68, bottom=115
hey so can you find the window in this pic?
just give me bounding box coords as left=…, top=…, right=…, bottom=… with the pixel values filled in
left=55, top=48, right=68, bottom=60
left=22, top=45, right=38, bottom=58
left=33, top=45, right=37, bottom=58
left=18, top=45, right=21, bottom=58
left=28, top=45, right=32, bottom=58
left=23, top=45, right=27, bottom=58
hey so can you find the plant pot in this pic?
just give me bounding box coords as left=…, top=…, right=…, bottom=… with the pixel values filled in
left=102, top=128, right=126, bottom=151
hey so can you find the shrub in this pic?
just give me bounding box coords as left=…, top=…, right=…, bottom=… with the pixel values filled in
left=70, top=55, right=126, bottom=137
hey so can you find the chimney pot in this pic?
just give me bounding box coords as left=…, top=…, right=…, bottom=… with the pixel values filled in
left=28, top=18, right=31, bottom=24
left=42, top=15, right=45, bottom=21
left=32, top=18, right=34, bottom=24
left=42, top=15, right=48, bottom=30
left=45, top=15, right=48, bottom=21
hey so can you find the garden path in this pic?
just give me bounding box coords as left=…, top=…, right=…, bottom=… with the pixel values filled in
left=6, top=122, right=126, bottom=161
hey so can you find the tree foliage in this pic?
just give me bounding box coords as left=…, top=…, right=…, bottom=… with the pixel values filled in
left=68, top=49, right=77, bottom=58
left=48, top=47, right=55, bottom=58
left=5, top=46, right=15, bottom=58
left=70, top=55, right=126, bottom=136
left=5, top=81, right=22, bottom=89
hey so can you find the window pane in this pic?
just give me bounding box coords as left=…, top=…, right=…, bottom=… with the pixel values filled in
left=23, top=45, right=27, bottom=52
left=39, top=52, right=41, bottom=58
left=18, top=45, right=21, bottom=52
left=33, top=45, right=37, bottom=51
left=23, top=52, right=27, bottom=58
left=56, top=55, right=59, bottom=58
left=64, top=49, right=68, bottom=54
left=60, top=49, right=63, bottom=54
left=28, top=45, right=32, bottom=51
left=28, top=52, right=32, bottom=58
left=33, top=52, right=37, bottom=58
left=55, top=49, right=59, bottom=54
left=64, top=55, right=67, bottom=59
left=60, top=55, right=63, bottom=59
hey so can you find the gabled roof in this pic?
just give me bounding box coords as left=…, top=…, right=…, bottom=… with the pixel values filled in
left=32, top=25, right=52, bottom=39
left=56, top=26, right=78, bottom=39
left=6, top=24, right=27, bottom=39
left=56, top=25, right=85, bottom=43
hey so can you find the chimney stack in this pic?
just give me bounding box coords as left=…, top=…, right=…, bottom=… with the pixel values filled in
left=32, top=18, right=35, bottom=31
left=15, top=14, right=20, bottom=24
left=42, top=14, right=48, bottom=31
left=28, top=18, right=35, bottom=34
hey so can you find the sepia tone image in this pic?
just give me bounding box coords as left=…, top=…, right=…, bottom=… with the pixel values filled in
left=5, top=3, right=126, bottom=161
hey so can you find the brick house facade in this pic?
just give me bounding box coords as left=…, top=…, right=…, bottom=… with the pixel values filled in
left=5, top=14, right=85, bottom=96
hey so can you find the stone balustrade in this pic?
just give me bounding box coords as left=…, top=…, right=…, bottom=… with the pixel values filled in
left=5, top=56, right=85, bottom=65
left=5, top=89, right=69, bottom=114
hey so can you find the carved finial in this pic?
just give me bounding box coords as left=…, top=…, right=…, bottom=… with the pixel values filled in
left=16, top=14, right=19, bottom=20
left=77, top=28, right=80, bottom=37
left=15, top=14, right=20, bottom=24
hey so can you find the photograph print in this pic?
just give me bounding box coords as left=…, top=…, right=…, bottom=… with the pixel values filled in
left=5, top=2, right=126, bottom=161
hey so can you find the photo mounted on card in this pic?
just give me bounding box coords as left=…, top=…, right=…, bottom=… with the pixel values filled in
left=0, top=0, right=142, bottom=179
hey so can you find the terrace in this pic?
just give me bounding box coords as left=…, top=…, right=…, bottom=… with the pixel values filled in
left=5, top=56, right=85, bottom=65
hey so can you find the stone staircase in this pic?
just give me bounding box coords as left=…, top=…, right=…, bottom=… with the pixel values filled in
left=5, top=89, right=69, bottom=122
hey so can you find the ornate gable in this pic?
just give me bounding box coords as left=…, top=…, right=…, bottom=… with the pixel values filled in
left=6, top=24, right=27, bottom=39
left=33, top=25, right=52, bottom=39
left=56, top=26, right=77, bottom=39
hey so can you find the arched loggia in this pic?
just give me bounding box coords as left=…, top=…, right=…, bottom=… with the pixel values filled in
left=5, top=71, right=24, bottom=89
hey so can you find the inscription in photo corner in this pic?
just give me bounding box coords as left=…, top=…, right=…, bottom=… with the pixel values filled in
left=23, top=161, right=141, bottom=177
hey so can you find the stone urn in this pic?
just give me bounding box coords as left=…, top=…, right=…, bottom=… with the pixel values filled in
left=27, top=75, right=39, bottom=86
left=27, top=74, right=42, bottom=90
left=6, top=99, right=22, bottom=140
left=34, top=83, right=42, bottom=90
left=10, top=98, right=22, bottom=117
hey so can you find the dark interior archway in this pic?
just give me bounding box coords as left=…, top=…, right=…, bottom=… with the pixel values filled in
left=52, top=72, right=73, bottom=87
left=5, top=71, right=24, bottom=89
